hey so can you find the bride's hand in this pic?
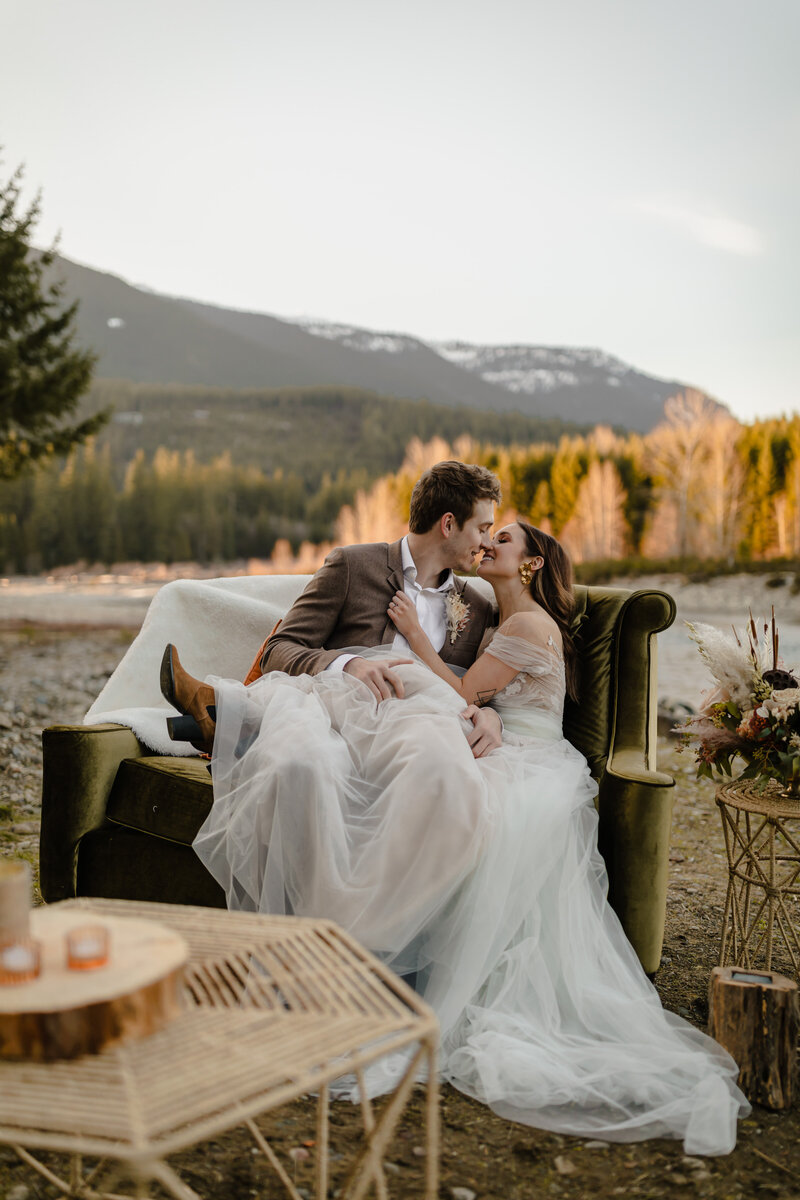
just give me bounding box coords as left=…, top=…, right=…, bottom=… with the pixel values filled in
left=462, top=704, right=503, bottom=758
left=387, top=590, right=421, bottom=638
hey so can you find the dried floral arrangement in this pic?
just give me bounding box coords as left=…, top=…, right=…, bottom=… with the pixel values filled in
left=681, top=610, right=800, bottom=792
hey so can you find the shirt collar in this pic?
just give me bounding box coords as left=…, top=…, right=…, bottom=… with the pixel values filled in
left=401, top=535, right=454, bottom=593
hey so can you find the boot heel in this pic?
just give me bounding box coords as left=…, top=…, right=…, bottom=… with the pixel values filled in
left=166, top=710, right=216, bottom=742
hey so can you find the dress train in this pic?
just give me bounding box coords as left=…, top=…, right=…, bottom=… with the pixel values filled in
left=193, top=644, right=748, bottom=1155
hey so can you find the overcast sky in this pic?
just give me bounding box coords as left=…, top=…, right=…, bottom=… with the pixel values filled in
left=2, top=0, right=797, bottom=421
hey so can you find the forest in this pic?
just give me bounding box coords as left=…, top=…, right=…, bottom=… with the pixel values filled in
left=0, top=390, right=798, bottom=576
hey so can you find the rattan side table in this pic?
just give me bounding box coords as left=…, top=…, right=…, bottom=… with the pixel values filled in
left=716, top=778, right=800, bottom=975
left=0, top=899, right=440, bottom=1200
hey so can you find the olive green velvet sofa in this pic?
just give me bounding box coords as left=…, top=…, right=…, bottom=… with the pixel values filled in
left=40, top=583, right=676, bottom=974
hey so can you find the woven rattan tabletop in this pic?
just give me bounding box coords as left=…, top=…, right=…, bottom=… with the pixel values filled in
left=0, top=899, right=440, bottom=1199
left=716, top=777, right=800, bottom=820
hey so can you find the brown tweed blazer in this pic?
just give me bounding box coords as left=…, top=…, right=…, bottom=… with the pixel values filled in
left=261, top=540, right=495, bottom=677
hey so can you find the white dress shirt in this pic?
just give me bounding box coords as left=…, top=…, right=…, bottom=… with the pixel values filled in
left=391, top=535, right=453, bottom=655
left=328, top=537, right=454, bottom=672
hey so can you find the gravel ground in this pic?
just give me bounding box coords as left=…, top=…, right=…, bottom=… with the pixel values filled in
left=2, top=625, right=800, bottom=1199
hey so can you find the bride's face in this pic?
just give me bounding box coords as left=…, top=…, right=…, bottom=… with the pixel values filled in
left=477, top=524, right=529, bottom=579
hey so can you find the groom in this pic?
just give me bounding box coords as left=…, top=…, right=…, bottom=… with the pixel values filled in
left=165, top=460, right=504, bottom=755
left=259, top=459, right=504, bottom=756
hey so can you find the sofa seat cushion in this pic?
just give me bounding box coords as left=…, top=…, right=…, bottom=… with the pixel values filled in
left=106, top=756, right=213, bottom=845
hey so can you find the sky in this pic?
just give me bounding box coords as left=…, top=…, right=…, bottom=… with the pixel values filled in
left=1, top=0, right=798, bottom=421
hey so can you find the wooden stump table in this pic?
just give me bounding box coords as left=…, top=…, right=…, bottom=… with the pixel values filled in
left=716, top=778, right=800, bottom=975
left=0, top=908, right=188, bottom=1060
left=0, top=900, right=440, bottom=1200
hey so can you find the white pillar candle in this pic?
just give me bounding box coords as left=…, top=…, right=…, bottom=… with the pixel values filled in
left=0, top=860, right=31, bottom=943
left=0, top=938, right=40, bottom=984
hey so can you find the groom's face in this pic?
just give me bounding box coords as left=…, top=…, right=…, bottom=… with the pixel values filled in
left=444, top=499, right=495, bottom=572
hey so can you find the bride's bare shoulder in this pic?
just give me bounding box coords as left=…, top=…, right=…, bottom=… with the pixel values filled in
left=497, top=610, right=562, bottom=651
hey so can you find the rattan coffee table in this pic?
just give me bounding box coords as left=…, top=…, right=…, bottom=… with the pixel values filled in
left=0, top=899, right=440, bottom=1200
left=717, top=777, right=800, bottom=975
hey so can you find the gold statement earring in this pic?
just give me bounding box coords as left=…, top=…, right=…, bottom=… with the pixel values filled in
left=518, top=562, right=534, bottom=586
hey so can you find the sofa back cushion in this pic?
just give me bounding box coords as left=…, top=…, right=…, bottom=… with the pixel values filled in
left=564, top=586, right=628, bottom=782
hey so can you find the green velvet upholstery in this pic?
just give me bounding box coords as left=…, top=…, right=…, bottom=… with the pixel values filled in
left=39, top=583, right=676, bottom=974
left=77, top=826, right=224, bottom=907
left=107, top=756, right=214, bottom=845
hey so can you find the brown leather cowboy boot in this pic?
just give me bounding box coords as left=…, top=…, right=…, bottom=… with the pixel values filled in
left=160, top=644, right=217, bottom=753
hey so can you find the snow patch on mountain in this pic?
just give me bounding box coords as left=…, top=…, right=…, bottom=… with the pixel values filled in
left=294, top=318, right=638, bottom=397
left=482, top=369, right=580, bottom=392
left=435, top=342, right=633, bottom=394
left=296, top=319, right=414, bottom=355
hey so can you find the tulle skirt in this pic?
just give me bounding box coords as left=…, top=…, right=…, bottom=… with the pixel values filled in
left=193, top=655, right=749, bottom=1155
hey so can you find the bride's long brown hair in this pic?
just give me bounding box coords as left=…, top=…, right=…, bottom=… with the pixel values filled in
left=517, top=521, right=579, bottom=701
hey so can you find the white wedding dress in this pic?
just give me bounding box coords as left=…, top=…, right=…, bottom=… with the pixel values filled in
left=193, top=630, right=749, bottom=1155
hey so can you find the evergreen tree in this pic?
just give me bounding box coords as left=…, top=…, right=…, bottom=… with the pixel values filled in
left=0, top=158, right=106, bottom=479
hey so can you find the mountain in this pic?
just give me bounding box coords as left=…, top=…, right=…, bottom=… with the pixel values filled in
left=52, top=254, right=705, bottom=432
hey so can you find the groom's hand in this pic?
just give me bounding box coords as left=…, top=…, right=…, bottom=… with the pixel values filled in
left=344, top=657, right=413, bottom=702
left=463, top=705, right=502, bottom=758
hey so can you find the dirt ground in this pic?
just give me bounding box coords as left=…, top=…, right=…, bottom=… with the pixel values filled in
left=2, top=625, right=800, bottom=1199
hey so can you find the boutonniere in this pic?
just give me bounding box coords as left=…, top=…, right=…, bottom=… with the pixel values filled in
left=445, top=590, right=471, bottom=644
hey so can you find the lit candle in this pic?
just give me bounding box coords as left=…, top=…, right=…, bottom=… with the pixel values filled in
left=67, top=924, right=110, bottom=970
left=0, top=938, right=41, bottom=984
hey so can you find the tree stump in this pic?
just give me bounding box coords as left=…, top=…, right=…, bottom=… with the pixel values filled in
left=0, top=908, right=188, bottom=1061
left=708, top=966, right=799, bottom=1109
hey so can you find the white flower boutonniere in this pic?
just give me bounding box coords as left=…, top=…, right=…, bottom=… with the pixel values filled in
left=445, top=590, right=471, bottom=644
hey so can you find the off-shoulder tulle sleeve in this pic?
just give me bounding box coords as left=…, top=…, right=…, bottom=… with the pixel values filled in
left=482, top=632, right=563, bottom=675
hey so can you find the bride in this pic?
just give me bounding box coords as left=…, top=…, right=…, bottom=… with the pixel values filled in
left=183, top=521, right=748, bottom=1155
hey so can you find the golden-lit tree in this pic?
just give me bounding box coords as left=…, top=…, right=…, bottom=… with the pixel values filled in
left=335, top=476, right=407, bottom=546
left=644, top=391, right=741, bottom=558
left=561, top=459, right=629, bottom=562
left=694, top=413, right=744, bottom=559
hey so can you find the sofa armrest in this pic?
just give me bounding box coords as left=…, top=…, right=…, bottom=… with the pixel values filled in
left=605, top=589, right=676, bottom=789
left=40, top=723, right=146, bottom=902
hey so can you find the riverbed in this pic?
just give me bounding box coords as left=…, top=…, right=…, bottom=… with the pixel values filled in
left=2, top=569, right=799, bottom=705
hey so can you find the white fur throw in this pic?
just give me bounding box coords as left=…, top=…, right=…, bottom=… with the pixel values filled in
left=84, top=575, right=312, bottom=755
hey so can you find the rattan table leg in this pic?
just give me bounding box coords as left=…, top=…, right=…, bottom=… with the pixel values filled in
left=315, top=1083, right=330, bottom=1200
left=70, top=1153, right=83, bottom=1192
left=245, top=1117, right=305, bottom=1200
left=767, top=816, right=777, bottom=969
left=11, top=1145, right=136, bottom=1200
left=144, top=1159, right=203, bottom=1200
left=12, top=1145, right=71, bottom=1193
left=343, top=1043, right=427, bottom=1200
left=355, top=1067, right=389, bottom=1200
left=424, top=1037, right=440, bottom=1200
left=742, top=811, right=753, bottom=950
left=718, top=802, right=737, bottom=965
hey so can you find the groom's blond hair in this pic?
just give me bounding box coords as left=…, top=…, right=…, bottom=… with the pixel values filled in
left=408, top=461, right=501, bottom=534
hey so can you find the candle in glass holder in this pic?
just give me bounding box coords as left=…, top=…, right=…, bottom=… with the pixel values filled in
left=0, top=937, right=41, bottom=984
left=66, top=924, right=110, bottom=970
left=0, top=860, right=31, bottom=944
